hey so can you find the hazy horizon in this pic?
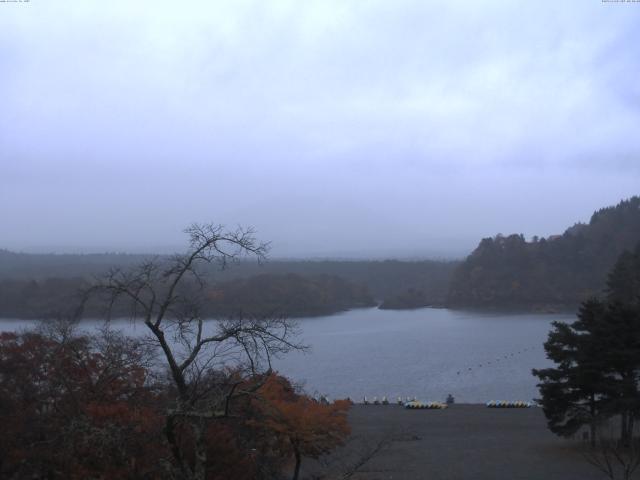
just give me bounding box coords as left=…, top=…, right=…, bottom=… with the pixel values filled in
left=2, top=235, right=474, bottom=259
left=2, top=1, right=639, bottom=258
left=1, top=193, right=631, bottom=260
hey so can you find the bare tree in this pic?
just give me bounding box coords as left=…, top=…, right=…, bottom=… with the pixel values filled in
left=583, top=426, right=640, bottom=480
left=87, top=223, right=304, bottom=480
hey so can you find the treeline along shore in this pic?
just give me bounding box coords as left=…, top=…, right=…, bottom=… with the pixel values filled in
left=0, top=253, right=457, bottom=319
left=1, top=196, right=639, bottom=319
left=448, top=196, right=640, bottom=311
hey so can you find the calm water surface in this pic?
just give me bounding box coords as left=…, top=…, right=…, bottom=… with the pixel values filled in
left=0, top=307, right=573, bottom=403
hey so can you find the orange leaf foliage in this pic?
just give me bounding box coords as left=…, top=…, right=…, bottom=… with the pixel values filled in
left=251, top=374, right=351, bottom=459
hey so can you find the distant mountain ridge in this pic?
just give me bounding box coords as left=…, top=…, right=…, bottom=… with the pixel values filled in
left=447, top=196, right=640, bottom=311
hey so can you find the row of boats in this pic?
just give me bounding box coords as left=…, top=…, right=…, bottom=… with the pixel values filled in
left=404, top=400, right=532, bottom=409
left=360, top=396, right=533, bottom=409
left=405, top=401, right=448, bottom=409
left=486, top=400, right=532, bottom=408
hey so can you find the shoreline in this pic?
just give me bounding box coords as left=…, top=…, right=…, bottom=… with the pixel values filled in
left=0, top=304, right=578, bottom=323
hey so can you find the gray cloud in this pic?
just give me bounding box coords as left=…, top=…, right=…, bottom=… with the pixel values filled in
left=1, top=0, right=639, bottom=257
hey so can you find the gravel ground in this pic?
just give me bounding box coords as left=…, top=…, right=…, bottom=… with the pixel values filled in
left=303, top=404, right=611, bottom=480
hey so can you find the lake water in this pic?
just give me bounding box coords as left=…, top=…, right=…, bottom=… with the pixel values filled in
left=0, top=307, right=574, bottom=403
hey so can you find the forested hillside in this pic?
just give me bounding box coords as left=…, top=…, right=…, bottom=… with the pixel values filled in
left=0, top=251, right=457, bottom=315
left=204, top=274, right=375, bottom=317
left=447, top=197, right=640, bottom=310
left=4, top=197, right=638, bottom=315
left=0, top=250, right=150, bottom=279
left=0, top=273, right=375, bottom=320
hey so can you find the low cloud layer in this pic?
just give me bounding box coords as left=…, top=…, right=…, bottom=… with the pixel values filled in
left=1, top=1, right=639, bottom=257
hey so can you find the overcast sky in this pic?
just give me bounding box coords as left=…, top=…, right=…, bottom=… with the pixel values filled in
left=1, top=0, right=639, bottom=258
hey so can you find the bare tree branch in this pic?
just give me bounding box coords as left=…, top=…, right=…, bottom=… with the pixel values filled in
left=84, top=223, right=301, bottom=480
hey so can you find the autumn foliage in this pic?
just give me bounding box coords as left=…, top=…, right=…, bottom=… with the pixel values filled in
left=0, top=329, right=351, bottom=479
left=0, top=328, right=165, bottom=479
left=250, top=375, right=351, bottom=480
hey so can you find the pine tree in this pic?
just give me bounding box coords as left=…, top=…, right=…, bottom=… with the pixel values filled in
left=534, top=244, right=640, bottom=444
left=606, top=243, right=640, bottom=307
left=533, top=299, right=608, bottom=446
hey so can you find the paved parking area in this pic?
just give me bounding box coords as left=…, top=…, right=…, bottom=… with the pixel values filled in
left=304, top=404, right=608, bottom=480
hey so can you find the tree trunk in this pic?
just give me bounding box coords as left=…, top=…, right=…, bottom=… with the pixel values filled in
left=292, top=446, right=302, bottom=480
left=621, top=411, right=630, bottom=447
left=165, top=414, right=190, bottom=478
left=193, top=420, right=207, bottom=480
left=590, top=394, right=597, bottom=448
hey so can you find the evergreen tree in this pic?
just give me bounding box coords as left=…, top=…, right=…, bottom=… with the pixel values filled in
left=534, top=244, right=640, bottom=444
left=606, top=243, right=640, bottom=307
left=533, top=299, right=609, bottom=445
left=594, top=303, right=640, bottom=445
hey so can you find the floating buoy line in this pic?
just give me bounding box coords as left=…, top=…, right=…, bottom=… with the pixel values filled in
left=348, top=346, right=541, bottom=407
left=455, top=346, right=538, bottom=376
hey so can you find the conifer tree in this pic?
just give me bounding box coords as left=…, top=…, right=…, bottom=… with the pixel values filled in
left=533, top=299, right=608, bottom=446
left=534, top=243, right=640, bottom=445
